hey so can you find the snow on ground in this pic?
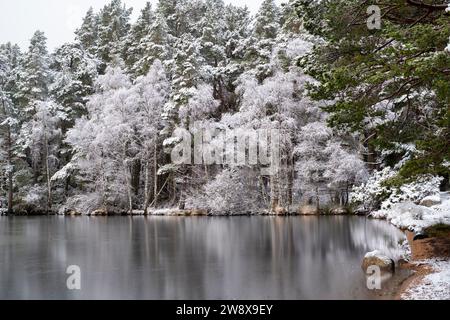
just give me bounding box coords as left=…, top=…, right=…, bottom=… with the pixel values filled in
left=402, top=260, right=450, bottom=300
left=370, top=192, right=450, bottom=300
left=371, top=192, right=450, bottom=232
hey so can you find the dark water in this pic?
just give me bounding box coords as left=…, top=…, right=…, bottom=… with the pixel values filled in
left=0, top=216, right=407, bottom=300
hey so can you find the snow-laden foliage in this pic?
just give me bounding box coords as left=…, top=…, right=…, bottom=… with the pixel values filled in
left=380, top=176, right=444, bottom=211
left=295, top=122, right=367, bottom=206
left=65, top=61, right=170, bottom=213
left=370, top=200, right=450, bottom=232
left=350, top=168, right=397, bottom=213
left=0, top=0, right=447, bottom=216
left=185, top=169, right=263, bottom=215
left=351, top=168, right=443, bottom=214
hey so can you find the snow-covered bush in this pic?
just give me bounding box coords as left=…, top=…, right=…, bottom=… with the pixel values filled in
left=350, top=167, right=397, bottom=213
left=380, top=175, right=443, bottom=211
left=185, top=169, right=264, bottom=215
left=371, top=200, right=450, bottom=232
left=59, top=193, right=103, bottom=215
left=14, top=184, right=48, bottom=213
left=351, top=167, right=443, bottom=214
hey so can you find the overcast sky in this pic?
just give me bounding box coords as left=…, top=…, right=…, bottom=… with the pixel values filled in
left=0, top=0, right=285, bottom=51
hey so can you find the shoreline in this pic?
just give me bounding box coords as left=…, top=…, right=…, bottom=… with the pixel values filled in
left=0, top=205, right=362, bottom=217
left=394, top=230, right=450, bottom=300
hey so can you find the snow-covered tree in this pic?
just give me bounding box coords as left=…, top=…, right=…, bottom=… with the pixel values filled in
left=4, top=0, right=435, bottom=216
left=133, top=13, right=172, bottom=76
left=65, top=66, right=133, bottom=212
left=65, top=61, right=170, bottom=213
left=123, top=2, right=154, bottom=73
left=23, top=100, right=63, bottom=212
left=96, top=0, right=133, bottom=64
left=14, top=31, right=51, bottom=117
left=51, top=43, right=99, bottom=126
left=164, top=34, right=203, bottom=130
left=179, top=84, right=219, bottom=125
left=186, top=168, right=263, bottom=214
left=129, top=60, right=170, bottom=212
left=0, top=44, right=21, bottom=214
left=243, top=0, right=281, bottom=82
left=295, top=122, right=365, bottom=208
left=75, top=7, right=99, bottom=55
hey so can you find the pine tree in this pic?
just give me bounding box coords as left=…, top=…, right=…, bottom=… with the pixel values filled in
left=97, top=0, right=133, bottom=65
left=133, top=13, right=172, bottom=76
left=0, top=43, right=21, bottom=214
left=253, top=0, right=280, bottom=40
left=155, top=0, right=179, bottom=37
left=196, top=0, right=228, bottom=111
left=75, top=7, right=99, bottom=55
left=123, top=2, right=154, bottom=73
left=51, top=43, right=99, bottom=126
left=220, top=5, right=251, bottom=112
left=14, top=31, right=51, bottom=117
left=298, top=0, right=450, bottom=181
left=168, top=34, right=203, bottom=121
left=244, top=0, right=281, bottom=82
left=198, top=0, right=226, bottom=68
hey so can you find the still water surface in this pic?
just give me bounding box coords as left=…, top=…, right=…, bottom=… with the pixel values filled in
left=0, top=216, right=406, bottom=300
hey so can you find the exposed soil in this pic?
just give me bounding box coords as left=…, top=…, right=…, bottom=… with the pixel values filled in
left=395, top=230, right=450, bottom=300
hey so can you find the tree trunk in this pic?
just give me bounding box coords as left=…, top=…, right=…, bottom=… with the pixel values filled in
left=315, top=186, right=320, bottom=212
left=44, top=132, right=52, bottom=213
left=143, top=160, right=151, bottom=215
left=363, top=131, right=379, bottom=171
left=144, top=144, right=159, bottom=214
left=124, top=161, right=133, bottom=214
left=7, top=126, right=13, bottom=215
left=287, top=152, right=294, bottom=206
left=153, top=144, right=158, bottom=206
left=131, top=159, right=141, bottom=196
left=270, top=174, right=280, bottom=212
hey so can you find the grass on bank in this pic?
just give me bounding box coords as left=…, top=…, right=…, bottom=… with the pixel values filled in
left=425, top=224, right=450, bottom=238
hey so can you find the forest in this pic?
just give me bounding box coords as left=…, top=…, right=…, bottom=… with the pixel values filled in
left=0, top=0, right=449, bottom=216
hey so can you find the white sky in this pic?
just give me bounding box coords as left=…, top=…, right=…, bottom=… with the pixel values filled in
left=0, top=0, right=285, bottom=51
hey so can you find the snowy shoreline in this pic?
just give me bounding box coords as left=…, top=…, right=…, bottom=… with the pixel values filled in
left=370, top=192, right=450, bottom=300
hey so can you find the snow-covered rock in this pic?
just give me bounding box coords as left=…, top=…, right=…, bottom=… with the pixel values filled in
left=273, top=206, right=287, bottom=215
left=298, top=205, right=319, bottom=215
left=89, top=209, right=108, bottom=216
left=420, top=195, right=441, bottom=207
left=329, top=206, right=349, bottom=215
left=148, top=208, right=208, bottom=216
left=361, top=250, right=395, bottom=273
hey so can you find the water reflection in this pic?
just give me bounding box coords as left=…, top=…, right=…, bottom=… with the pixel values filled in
left=0, top=216, right=406, bottom=300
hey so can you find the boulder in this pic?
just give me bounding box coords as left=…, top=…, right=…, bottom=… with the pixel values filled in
left=419, top=195, right=441, bottom=207
left=329, top=206, right=349, bottom=215
left=90, top=209, right=108, bottom=216
left=66, top=210, right=82, bottom=216
left=190, top=209, right=208, bottom=216
left=274, top=206, right=287, bottom=215
left=413, top=231, right=428, bottom=241
left=298, top=205, right=319, bottom=215
left=361, top=250, right=395, bottom=273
